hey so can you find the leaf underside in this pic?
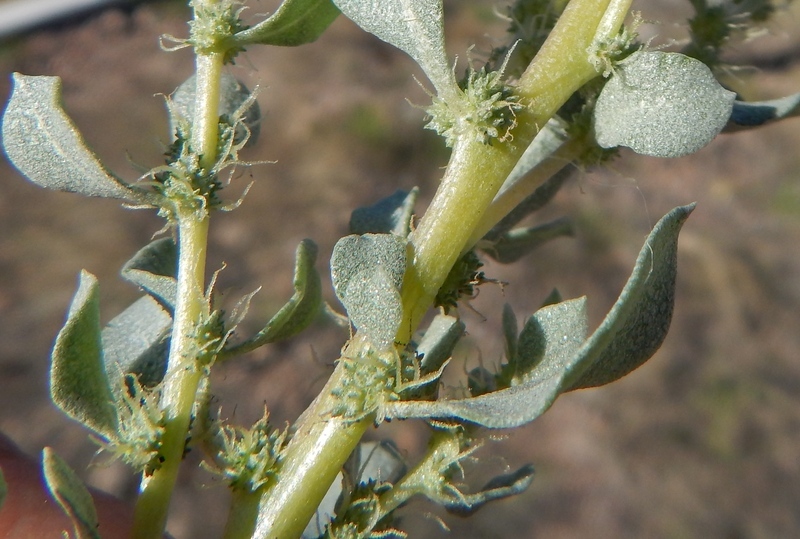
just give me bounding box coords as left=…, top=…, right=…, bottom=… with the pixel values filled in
left=2, top=73, right=152, bottom=203
left=385, top=204, right=694, bottom=428
left=42, top=447, right=101, bottom=539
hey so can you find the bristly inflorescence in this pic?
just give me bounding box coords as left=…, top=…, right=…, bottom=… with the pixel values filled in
left=434, top=250, right=497, bottom=313
left=426, top=64, right=523, bottom=147
left=100, top=376, right=166, bottom=476
left=188, top=0, right=248, bottom=64
left=587, top=12, right=643, bottom=78
left=331, top=343, right=398, bottom=424
left=323, top=480, right=406, bottom=539
left=203, top=410, right=287, bottom=492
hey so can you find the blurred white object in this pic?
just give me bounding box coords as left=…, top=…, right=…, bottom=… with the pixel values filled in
left=0, top=0, right=133, bottom=39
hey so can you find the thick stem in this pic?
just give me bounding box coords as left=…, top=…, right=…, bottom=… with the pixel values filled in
left=131, top=212, right=210, bottom=539
left=397, top=0, right=632, bottom=344
left=222, top=489, right=262, bottom=539
left=398, top=119, right=538, bottom=344
left=463, top=137, right=585, bottom=251
left=251, top=363, right=371, bottom=539
left=517, top=0, right=631, bottom=113
left=193, top=52, right=224, bottom=171
left=131, top=25, right=222, bottom=537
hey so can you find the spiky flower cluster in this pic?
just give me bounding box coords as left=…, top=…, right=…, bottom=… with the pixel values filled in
left=587, top=13, right=643, bottom=77
left=102, top=376, right=165, bottom=476
left=188, top=0, right=247, bottom=63
left=685, top=0, right=777, bottom=69
left=324, top=481, right=405, bottom=539
left=206, top=411, right=287, bottom=491
left=332, top=345, right=397, bottom=424
left=426, top=66, right=522, bottom=147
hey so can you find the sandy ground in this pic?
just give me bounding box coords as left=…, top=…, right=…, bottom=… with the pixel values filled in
left=1, top=1, right=800, bottom=537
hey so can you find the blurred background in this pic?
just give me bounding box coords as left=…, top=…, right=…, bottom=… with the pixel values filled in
left=1, top=0, right=799, bottom=537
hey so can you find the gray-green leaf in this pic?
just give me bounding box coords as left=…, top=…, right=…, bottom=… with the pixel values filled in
left=444, top=464, right=535, bottom=516
left=224, top=239, right=322, bottom=357
left=331, top=233, right=407, bottom=349
left=416, top=313, right=465, bottom=374
left=42, top=448, right=101, bottom=539
left=385, top=297, right=588, bottom=428
left=234, top=0, right=340, bottom=46
left=386, top=205, right=693, bottom=426
left=2, top=73, right=152, bottom=202
left=332, top=0, right=457, bottom=98
left=725, top=92, right=800, bottom=131
left=102, top=295, right=172, bottom=389
left=121, top=237, right=178, bottom=310
left=349, top=188, right=419, bottom=237
left=593, top=52, right=735, bottom=157
left=51, top=271, right=118, bottom=439
left=565, top=203, right=695, bottom=390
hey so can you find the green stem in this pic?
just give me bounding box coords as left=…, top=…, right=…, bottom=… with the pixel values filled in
left=397, top=0, right=631, bottom=344
left=463, top=136, right=585, bottom=251
left=222, top=489, right=262, bottom=539
left=132, top=211, right=210, bottom=539
left=251, top=362, right=371, bottom=539
left=131, top=23, right=223, bottom=537
left=193, top=52, right=224, bottom=171
left=398, top=120, right=538, bottom=344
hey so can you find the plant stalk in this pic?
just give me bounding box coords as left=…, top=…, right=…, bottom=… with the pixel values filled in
left=131, top=211, right=210, bottom=539
left=397, top=0, right=631, bottom=344
left=251, top=362, right=371, bottom=539
left=131, top=29, right=224, bottom=537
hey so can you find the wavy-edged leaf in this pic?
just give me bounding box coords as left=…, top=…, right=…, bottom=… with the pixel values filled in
left=2, top=73, right=153, bottom=203
left=565, top=203, right=695, bottom=390
left=42, top=448, right=101, bottom=539
left=385, top=297, right=587, bottom=428
left=102, top=295, right=172, bottom=389
left=332, top=0, right=457, bottom=97
left=224, top=240, right=322, bottom=358
left=331, top=233, right=407, bottom=350
left=234, top=0, right=340, bottom=46
left=349, top=188, right=419, bottom=237
left=444, top=464, right=535, bottom=516
left=725, top=92, right=800, bottom=131
left=594, top=52, right=735, bottom=157
left=51, top=271, right=118, bottom=439
left=385, top=205, right=694, bottom=426
left=121, top=237, right=178, bottom=311
left=482, top=217, right=574, bottom=264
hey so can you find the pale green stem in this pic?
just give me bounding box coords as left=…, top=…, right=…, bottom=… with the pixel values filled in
left=193, top=52, right=224, bottom=171
left=132, top=211, right=210, bottom=539
left=131, top=23, right=223, bottom=537
left=463, top=136, right=585, bottom=252
left=251, top=362, right=371, bottom=539
left=397, top=0, right=632, bottom=345
left=516, top=0, right=633, bottom=108
left=222, top=489, right=262, bottom=539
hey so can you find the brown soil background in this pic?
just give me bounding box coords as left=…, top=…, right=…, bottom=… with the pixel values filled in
left=1, top=1, right=800, bottom=537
